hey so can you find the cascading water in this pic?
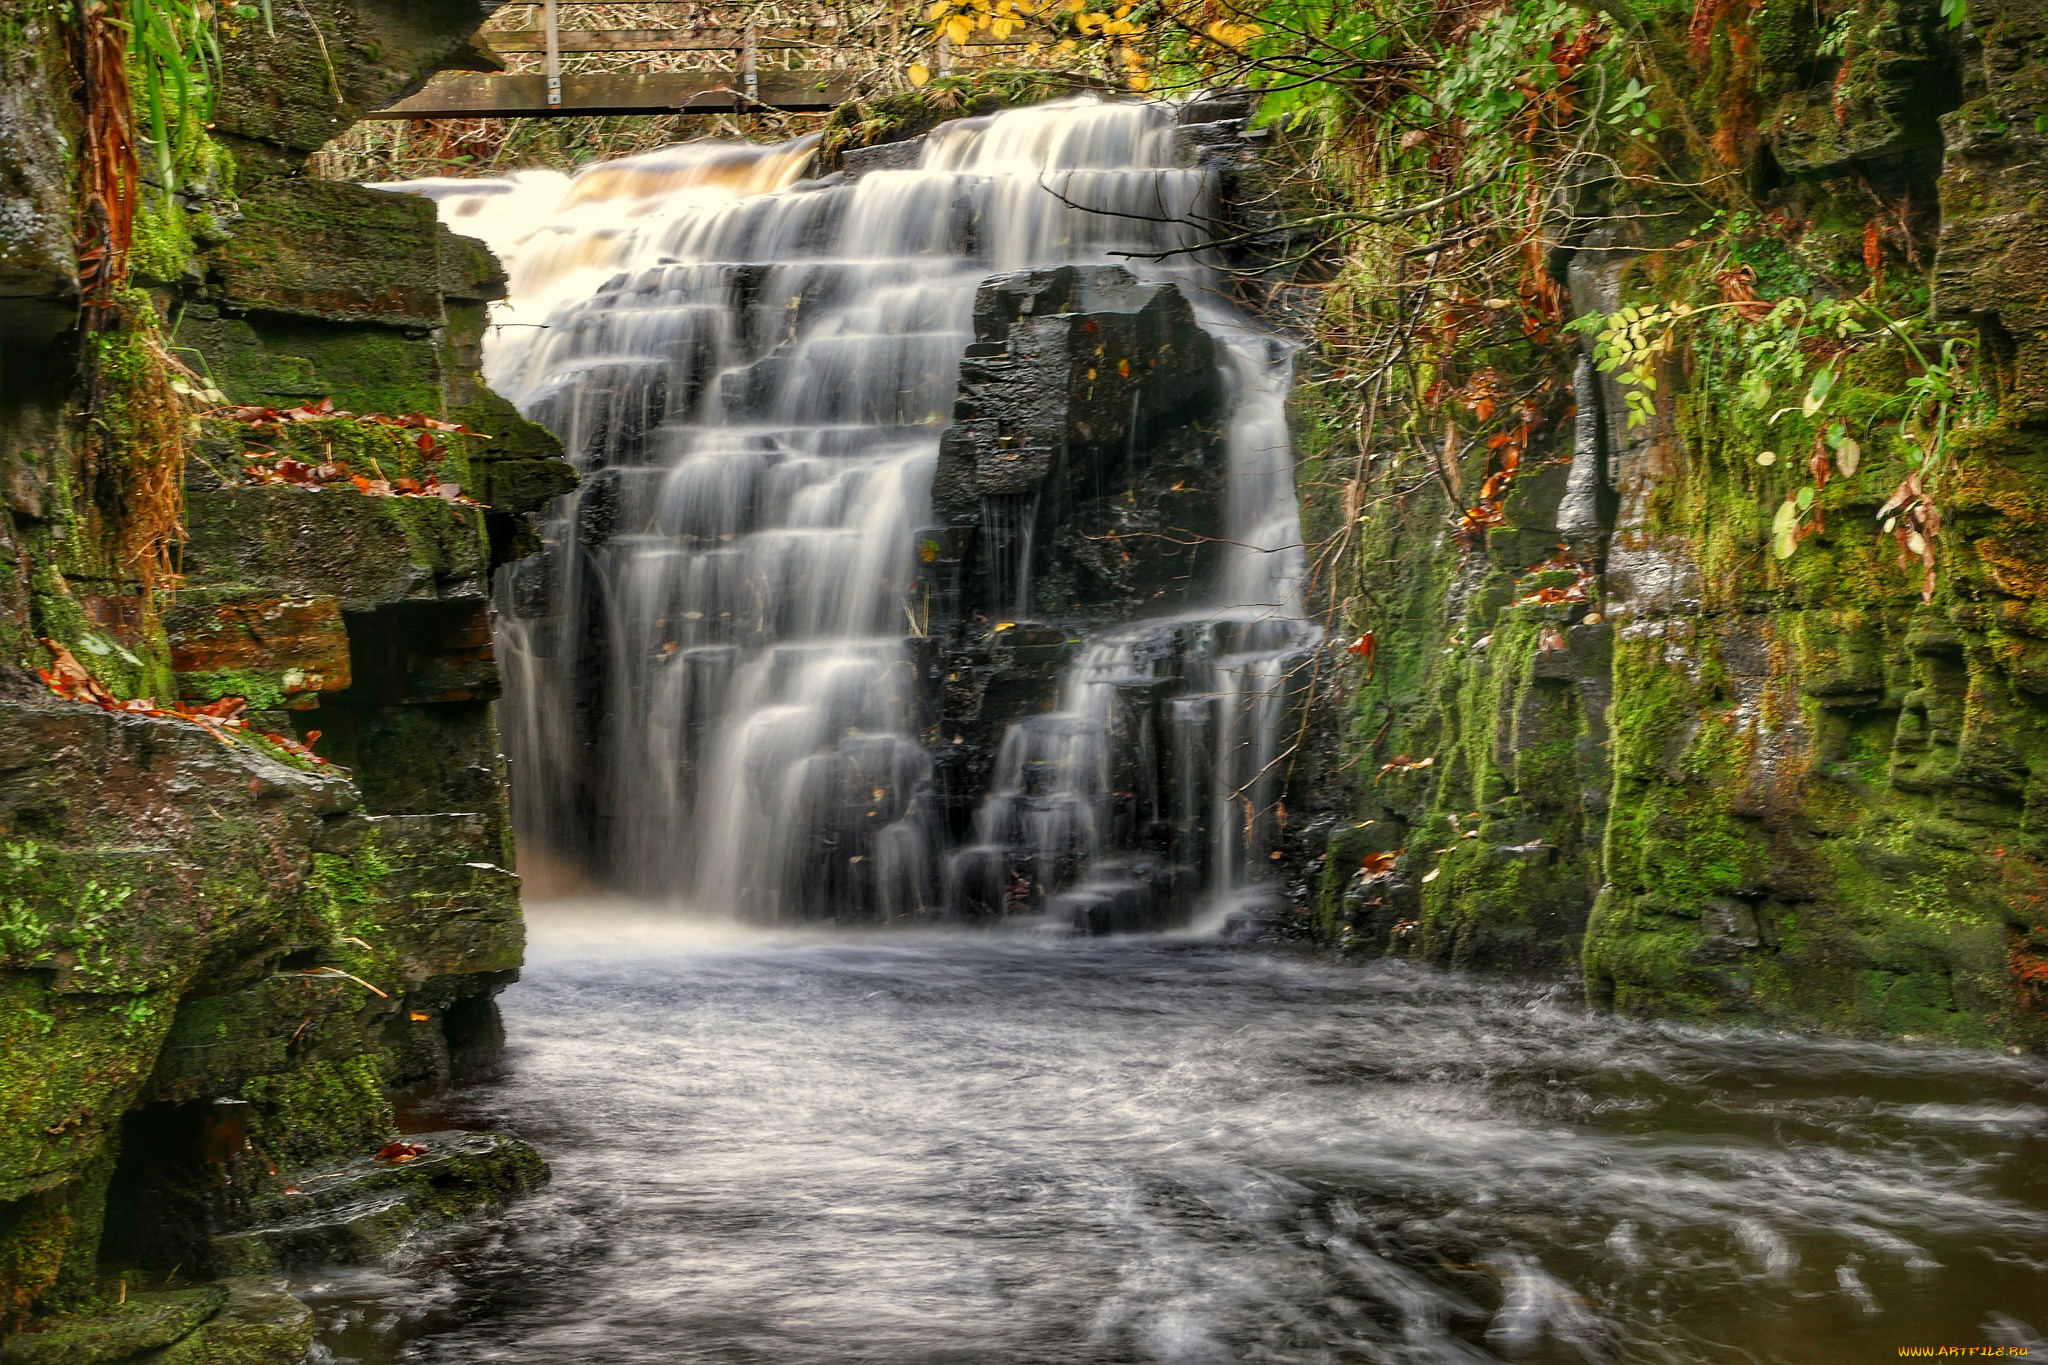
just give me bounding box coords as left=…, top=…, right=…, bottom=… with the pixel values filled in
left=390, top=96, right=1316, bottom=925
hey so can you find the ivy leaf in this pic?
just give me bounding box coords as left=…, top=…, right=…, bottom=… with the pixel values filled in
left=1802, top=366, right=1835, bottom=418
left=1772, top=498, right=1800, bottom=560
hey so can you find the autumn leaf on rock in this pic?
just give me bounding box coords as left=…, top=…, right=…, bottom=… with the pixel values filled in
left=1375, top=754, right=1434, bottom=784
left=1346, top=631, right=1377, bottom=677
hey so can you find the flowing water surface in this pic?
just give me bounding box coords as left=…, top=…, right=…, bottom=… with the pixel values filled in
left=303, top=912, right=2048, bottom=1365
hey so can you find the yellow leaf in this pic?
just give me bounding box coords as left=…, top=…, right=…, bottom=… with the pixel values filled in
left=1205, top=18, right=1261, bottom=47
left=1057, top=36, right=1079, bottom=49
left=925, top=0, right=950, bottom=19
left=909, top=62, right=931, bottom=86
left=942, top=14, right=974, bottom=43
left=1128, top=70, right=1152, bottom=90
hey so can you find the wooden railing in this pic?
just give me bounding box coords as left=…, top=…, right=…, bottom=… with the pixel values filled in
left=366, top=1, right=929, bottom=118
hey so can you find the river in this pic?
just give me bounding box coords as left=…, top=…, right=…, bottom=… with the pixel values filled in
left=300, top=910, right=2048, bottom=1364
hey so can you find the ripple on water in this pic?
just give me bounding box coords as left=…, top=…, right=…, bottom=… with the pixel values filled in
left=301, top=910, right=2048, bottom=1365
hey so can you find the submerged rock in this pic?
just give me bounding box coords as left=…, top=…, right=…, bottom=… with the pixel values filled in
left=212, top=1131, right=546, bottom=1275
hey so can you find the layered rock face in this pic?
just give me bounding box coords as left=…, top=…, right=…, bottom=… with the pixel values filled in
left=1304, top=0, right=2048, bottom=1049
left=0, top=0, right=568, bottom=1349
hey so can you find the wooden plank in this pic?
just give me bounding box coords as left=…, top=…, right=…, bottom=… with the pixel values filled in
left=364, top=70, right=856, bottom=118
left=484, top=25, right=1026, bottom=50
left=543, top=0, right=562, bottom=105
left=486, top=27, right=821, bottom=52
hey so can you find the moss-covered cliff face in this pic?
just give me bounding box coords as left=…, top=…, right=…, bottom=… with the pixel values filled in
left=1297, top=0, right=2048, bottom=1050
left=0, top=0, right=568, bottom=1349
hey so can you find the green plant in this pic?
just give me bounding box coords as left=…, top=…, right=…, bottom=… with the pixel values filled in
left=113, top=0, right=222, bottom=194
left=1578, top=280, right=1978, bottom=593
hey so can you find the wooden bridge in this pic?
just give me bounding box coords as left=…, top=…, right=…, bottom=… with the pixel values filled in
left=366, top=1, right=1020, bottom=119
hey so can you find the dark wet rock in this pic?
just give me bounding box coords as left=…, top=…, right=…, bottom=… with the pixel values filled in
left=212, top=1132, right=546, bottom=1275
left=0, top=18, right=79, bottom=347
left=1049, top=858, right=1195, bottom=935
left=180, top=488, right=491, bottom=611
left=840, top=139, right=925, bottom=178
left=213, top=180, right=448, bottom=329
left=210, top=0, right=504, bottom=178
left=1937, top=0, right=2048, bottom=420
left=1766, top=0, right=1959, bottom=177
left=931, top=264, right=1226, bottom=625
left=1175, top=87, right=1260, bottom=126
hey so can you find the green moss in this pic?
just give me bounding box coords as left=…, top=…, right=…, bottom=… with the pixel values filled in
left=239, top=1055, right=396, bottom=1169
left=186, top=314, right=445, bottom=418
left=177, top=668, right=289, bottom=712
left=129, top=198, right=196, bottom=285
left=0, top=1146, right=116, bottom=1330
left=0, top=974, right=175, bottom=1204
left=0, top=841, right=174, bottom=993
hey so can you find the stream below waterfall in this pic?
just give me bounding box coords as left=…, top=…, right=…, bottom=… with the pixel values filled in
left=301, top=913, right=2048, bottom=1365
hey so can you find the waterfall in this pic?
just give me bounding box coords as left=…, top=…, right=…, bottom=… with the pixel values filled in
left=388, top=96, right=1316, bottom=926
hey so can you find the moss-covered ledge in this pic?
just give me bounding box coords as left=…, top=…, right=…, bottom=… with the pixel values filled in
left=1292, top=0, right=2048, bottom=1052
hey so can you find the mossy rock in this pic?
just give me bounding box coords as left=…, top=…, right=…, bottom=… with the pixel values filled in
left=133, top=1278, right=310, bottom=1365
left=179, top=486, right=490, bottom=614
left=0, top=1288, right=223, bottom=1365
left=212, top=180, right=445, bottom=329
left=212, top=1131, right=547, bottom=1274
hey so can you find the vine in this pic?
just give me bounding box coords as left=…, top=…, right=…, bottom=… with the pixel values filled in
left=1576, top=277, right=1979, bottom=598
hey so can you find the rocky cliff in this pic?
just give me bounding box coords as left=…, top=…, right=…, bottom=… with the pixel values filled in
left=1296, top=0, right=2048, bottom=1051
left=0, top=0, right=569, bottom=1351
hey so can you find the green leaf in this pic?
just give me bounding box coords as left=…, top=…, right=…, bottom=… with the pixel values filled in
left=1802, top=366, right=1835, bottom=418
left=1795, top=487, right=1815, bottom=512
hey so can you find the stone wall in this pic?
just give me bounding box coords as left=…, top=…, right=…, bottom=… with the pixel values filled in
left=0, top=0, right=570, bottom=1350
left=1300, top=0, right=2048, bottom=1050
